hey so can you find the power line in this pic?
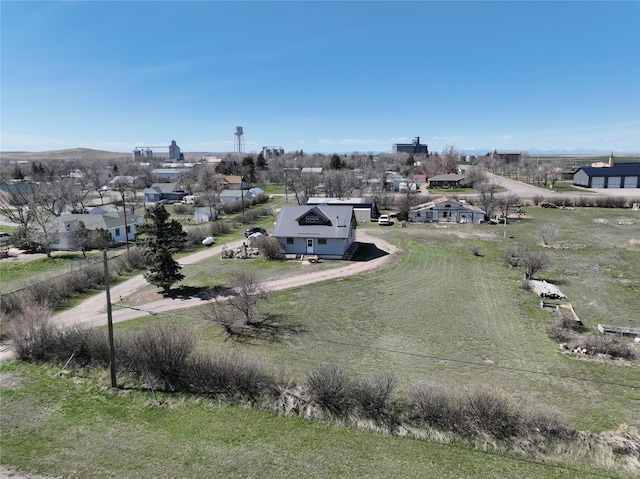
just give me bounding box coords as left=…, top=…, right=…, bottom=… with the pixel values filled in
left=116, top=303, right=640, bottom=390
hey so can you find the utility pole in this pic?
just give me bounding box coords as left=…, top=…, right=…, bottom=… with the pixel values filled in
left=103, top=250, right=117, bottom=388
left=120, top=187, right=130, bottom=252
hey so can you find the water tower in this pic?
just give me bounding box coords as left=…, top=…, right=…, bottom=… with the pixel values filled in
left=234, top=126, right=245, bottom=159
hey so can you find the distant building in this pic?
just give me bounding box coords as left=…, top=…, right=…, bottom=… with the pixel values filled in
left=573, top=167, right=640, bottom=189
left=393, top=137, right=429, bottom=155
left=169, top=140, right=183, bottom=161
left=262, top=146, right=285, bottom=158
left=491, top=150, right=522, bottom=163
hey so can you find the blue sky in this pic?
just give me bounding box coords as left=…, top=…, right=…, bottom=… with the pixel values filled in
left=2, top=1, right=639, bottom=155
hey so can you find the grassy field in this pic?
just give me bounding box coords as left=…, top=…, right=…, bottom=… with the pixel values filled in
left=1, top=205, right=639, bottom=478
left=118, top=206, right=640, bottom=430
left=1, top=362, right=631, bottom=479
left=0, top=251, right=105, bottom=294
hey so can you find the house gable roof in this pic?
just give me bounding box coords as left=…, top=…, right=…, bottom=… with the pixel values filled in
left=144, top=183, right=184, bottom=194
left=295, top=206, right=333, bottom=226
left=410, top=196, right=485, bottom=215
left=428, top=173, right=465, bottom=182
left=58, top=212, right=141, bottom=233
left=272, top=205, right=354, bottom=239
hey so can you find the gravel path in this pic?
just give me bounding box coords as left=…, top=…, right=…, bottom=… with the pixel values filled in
left=48, top=231, right=396, bottom=329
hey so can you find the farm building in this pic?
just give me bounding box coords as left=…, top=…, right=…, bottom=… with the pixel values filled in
left=392, top=136, right=429, bottom=155
left=573, top=166, right=640, bottom=188
left=307, top=197, right=380, bottom=222
left=409, top=196, right=486, bottom=223
left=272, top=204, right=357, bottom=259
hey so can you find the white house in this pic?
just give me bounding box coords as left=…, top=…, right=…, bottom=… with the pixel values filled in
left=271, top=204, right=357, bottom=259
left=51, top=211, right=143, bottom=250
left=409, top=196, right=486, bottom=223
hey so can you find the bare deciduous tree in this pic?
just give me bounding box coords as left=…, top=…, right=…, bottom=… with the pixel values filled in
left=227, top=271, right=270, bottom=326
left=521, top=249, right=551, bottom=280
left=539, top=224, right=559, bottom=246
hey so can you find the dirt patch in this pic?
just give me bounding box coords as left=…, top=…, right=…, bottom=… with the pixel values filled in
left=0, top=370, right=23, bottom=390
left=0, top=248, right=48, bottom=265
left=0, top=466, right=60, bottom=479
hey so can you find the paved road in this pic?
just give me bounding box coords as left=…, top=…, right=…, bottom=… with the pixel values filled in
left=485, top=172, right=640, bottom=200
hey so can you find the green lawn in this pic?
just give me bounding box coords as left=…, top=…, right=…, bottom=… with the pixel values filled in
left=0, top=251, right=104, bottom=293
left=0, top=362, right=629, bottom=479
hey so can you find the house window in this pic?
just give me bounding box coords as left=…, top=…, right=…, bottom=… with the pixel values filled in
left=114, top=228, right=121, bottom=237
left=318, top=238, right=327, bottom=245
left=126, top=226, right=131, bottom=234
left=305, top=215, right=319, bottom=223
left=286, top=237, right=294, bottom=245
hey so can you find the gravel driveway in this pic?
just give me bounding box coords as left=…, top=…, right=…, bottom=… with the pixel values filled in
left=49, top=231, right=397, bottom=329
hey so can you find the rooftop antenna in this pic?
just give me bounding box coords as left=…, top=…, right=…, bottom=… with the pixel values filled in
left=234, top=126, right=244, bottom=160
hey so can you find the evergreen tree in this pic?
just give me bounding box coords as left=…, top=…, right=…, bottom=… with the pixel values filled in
left=330, top=154, right=346, bottom=170
left=136, top=204, right=187, bottom=293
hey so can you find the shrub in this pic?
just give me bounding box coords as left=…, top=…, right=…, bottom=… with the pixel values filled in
left=49, top=325, right=111, bottom=366
left=209, top=220, right=231, bottom=236
left=538, top=224, right=559, bottom=245
left=172, top=203, right=193, bottom=215
left=8, top=303, right=55, bottom=361
left=184, top=224, right=211, bottom=250
left=460, top=386, right=523, bottom=439
left=185, top=351, right=272, bottom=402
left=352, top=371, right=399, bottom=427
left=305, top=363, right=354, bottom=416
left=255, top=236, right=283, bottom=260
left=574, top=334, right=638, bottom=360
left=118, top=323, right=196, bottom=391
left=471, top=246, right=481, bottom=256
left=546, top=323, right=576, bottom=343
left=410, top=382, right=458, bottom=431
left=527, top=409, right=576, bottom=440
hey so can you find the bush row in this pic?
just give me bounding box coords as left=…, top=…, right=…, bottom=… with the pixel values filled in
left=1, top=249, right=145, bottom=316
left=532, top=195, right=632, bottom=208
left=218, top=193, right=271, bottom=217
left=10, top=313, right=577, bottom=442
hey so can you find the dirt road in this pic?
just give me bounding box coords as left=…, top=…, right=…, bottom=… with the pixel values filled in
left=49, top=231, right=396, bottom=329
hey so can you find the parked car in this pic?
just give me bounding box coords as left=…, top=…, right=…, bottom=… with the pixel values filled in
left=244, top=226, right=267, bottom=237
left=0, top=232, right=10, bottom=246
left=378, top=215, right=391, bottom=226
left=202, top=236, right=215, bottom=246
